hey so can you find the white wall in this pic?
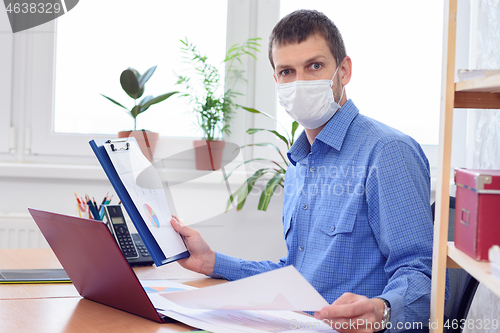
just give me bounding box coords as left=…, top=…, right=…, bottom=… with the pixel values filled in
left=0, top=166, right=286, bottom=261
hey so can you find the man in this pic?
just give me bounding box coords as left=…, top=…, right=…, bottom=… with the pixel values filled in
left=170, top=9, right=435, bottom=333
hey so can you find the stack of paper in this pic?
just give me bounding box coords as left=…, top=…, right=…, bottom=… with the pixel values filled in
left=149, top=300, right=337, bottom=333
left=160, top=265, right=328, bottom=311
left=489, top=245, right=500, bottom=281
left=148, top=266, right=337, bottom=333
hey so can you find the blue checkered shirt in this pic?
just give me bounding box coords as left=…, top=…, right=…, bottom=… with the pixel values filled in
left=213, top=99, right=436, bottom=330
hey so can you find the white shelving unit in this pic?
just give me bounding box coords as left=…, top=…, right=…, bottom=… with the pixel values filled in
left=430, top=1, right=500, bottom=332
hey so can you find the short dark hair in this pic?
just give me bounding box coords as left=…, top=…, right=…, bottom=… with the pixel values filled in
left=268, top=9, right=347, bottom=70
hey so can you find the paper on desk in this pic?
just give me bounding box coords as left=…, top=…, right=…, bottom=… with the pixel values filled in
left=150, top=293, right=336, bottom=333
left=159, top=265, right=329, bottom=311
left=140, top=279, right=196, bottom=294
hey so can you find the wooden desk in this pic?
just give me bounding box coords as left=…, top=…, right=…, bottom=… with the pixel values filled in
left=0, top=249, right=224, bottom=332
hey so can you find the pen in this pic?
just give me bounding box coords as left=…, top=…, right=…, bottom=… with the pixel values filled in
left=99, top=194, right=110, bottom=221
left=86, top=195, right=100, bottom=220
left=75, top=192, right=87, bottom=218
left=99, top=204, right=105, bottom=221
left=98, top=193, right=108, bottom=212
left=98, top=194, right=107, bottom=220
left=74, top=193, right=82, bottom=218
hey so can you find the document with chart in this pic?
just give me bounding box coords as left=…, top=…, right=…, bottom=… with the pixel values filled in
left=90, top=138, right=189, bottom=266
left=159, top=266, right=329, bottom=311
left=147, top=269, right=333, bottom=333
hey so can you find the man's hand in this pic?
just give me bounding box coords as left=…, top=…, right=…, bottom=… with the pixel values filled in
left=313, top=293, right=385, bottom=333
left=170, top=215, right=216, bottom=275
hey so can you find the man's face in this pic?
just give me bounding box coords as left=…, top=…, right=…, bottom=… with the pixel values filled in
left=272, top=33, right=342, bottom=100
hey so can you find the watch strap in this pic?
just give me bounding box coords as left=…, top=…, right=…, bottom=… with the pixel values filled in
left=377, top=297, right=391, bottom=332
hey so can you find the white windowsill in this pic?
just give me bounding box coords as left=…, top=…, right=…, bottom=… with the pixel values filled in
left=0, top=162, right=248, bottom=185
left=0, top=162, right=107, bottom=180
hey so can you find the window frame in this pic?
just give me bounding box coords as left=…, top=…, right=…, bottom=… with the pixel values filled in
left=2, top=0, right=468, bottom=180
left=0, top=11, right=13, bottom=156
left=4, top=1, right=280, bottom=165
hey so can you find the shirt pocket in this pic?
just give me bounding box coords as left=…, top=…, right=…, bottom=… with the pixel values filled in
left=318, top=212, right=356, bottom=237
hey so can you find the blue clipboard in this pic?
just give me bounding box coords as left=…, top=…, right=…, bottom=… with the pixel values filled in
left=89, top=138, right=190, bottom=267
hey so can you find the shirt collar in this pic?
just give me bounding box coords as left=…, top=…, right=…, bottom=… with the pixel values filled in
left=287, top=99, right=359, bottom=166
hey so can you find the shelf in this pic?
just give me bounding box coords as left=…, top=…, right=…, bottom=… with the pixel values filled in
left=455, top=70, right=500, bottom=92
left=447, top=242, right=500, bottom=299
left=430, top=1, right=499, bottom=331
left=454, top=70, right=500, bottom=109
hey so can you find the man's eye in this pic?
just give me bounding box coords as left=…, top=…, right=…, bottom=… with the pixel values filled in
left=281, top=69, right=291, bottom=76
left=311, top=63, right=322, bottom=70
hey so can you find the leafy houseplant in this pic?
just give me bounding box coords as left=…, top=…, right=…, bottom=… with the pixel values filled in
left=101, top=66, right=178, bottom=161
left=225, top=107, right=299, bottom=211
left=176, top=37, right=261, bottom=170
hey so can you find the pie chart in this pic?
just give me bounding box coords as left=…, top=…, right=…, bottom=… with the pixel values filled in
left=143, top=204, right=160, bottom=228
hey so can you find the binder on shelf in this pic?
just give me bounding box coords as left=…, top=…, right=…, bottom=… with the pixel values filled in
left=89, top=138, right=189, bottom=267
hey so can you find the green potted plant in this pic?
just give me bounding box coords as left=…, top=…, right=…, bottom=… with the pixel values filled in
left=101, top=66, right=178, bottom=161
left=176, top=37, right=260, bottom=170
left=225, top=106, right=299, bottom=211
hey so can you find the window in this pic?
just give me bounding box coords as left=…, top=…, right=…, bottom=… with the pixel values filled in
left=0, top=10, right=13, bottom=155
left=13, top=0, right=279, bottom=163
left=4, top=0, right=463, bottom=173
left=53, top=0, right=228, bottom=138
left=276, top=0, right=444, bottom=146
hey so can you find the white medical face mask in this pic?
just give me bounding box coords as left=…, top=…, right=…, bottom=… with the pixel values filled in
left=277, top=67, right=344, bottom=129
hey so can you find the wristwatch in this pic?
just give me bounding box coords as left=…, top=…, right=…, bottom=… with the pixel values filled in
left=377, top=298, right=391, bottom=332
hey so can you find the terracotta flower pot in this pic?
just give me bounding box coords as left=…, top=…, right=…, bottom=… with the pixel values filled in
left=193, top=140, right=226, bottom=170
left=118, top=130, right=159, bottom=162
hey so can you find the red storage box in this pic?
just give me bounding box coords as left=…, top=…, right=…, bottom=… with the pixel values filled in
left=454, top=168, right=500, bottom=261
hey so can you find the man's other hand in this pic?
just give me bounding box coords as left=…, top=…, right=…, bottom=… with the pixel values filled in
left=170, top=215, right=216, bottom=276
left=313, top=292, right=385, bottom=333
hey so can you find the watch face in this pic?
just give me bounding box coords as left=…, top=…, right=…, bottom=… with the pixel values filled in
left=381, top=298, right=391, bottom=324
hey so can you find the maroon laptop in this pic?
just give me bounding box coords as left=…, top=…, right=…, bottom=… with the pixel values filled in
left=28, top=208, right=173, bottom=323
